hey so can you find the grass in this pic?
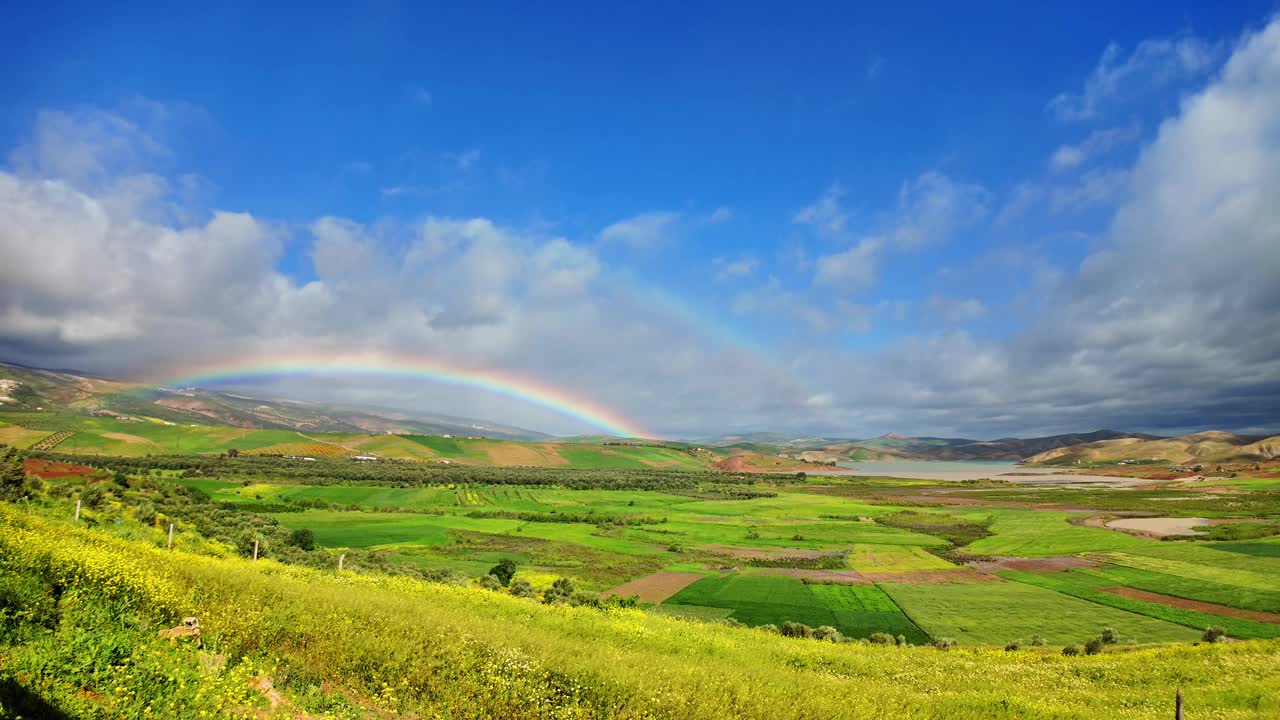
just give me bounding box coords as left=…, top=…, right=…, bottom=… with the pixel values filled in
left=4, top=506, right=1279, bottom=719
left=664, top=573, right=929, bottom=643
left=881, top=579, right=1202, bottom=645
left=847, top=544, right=958, bottom=573
left=999, top=569, right=1280, bottom=640
left=966, top=508, right=1161, bottom=556
left=1096, top=548, right=1279, bottom=592
left=1074, top=565, right=1280, bottom=614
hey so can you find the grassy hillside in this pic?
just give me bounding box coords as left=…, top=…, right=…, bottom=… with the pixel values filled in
left=3, top=506, right=1279, bottom=719
left=0, top=409, right=731, bottom=469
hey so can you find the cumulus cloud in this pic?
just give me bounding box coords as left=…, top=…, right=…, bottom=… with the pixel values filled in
left=2, top=18, right=1279, bottom=439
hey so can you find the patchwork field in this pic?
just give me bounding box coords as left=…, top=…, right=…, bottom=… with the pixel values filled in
left=13, top=448, right=1280, bottom=655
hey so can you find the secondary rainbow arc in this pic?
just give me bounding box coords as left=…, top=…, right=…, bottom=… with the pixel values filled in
left=137, top=352, right=651, bottom=439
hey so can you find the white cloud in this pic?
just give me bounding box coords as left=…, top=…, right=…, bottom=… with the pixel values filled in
left=706, top=206, right=733, bottom=223
left=597, top=211, right=680, bottom=250
left=888, top=172, right=989, bottom=248
left=1048, top=35, right=1219, bottom=122
left=925, top=295, right=987, bottom=324
left=792, top=183, right=847, bottom=236
left=1050, top=168, right=1130, bottom=212
left=814, top=238, right=881, bottom=289
left=1049, top=126, right=1141, bottom=172
left=712, top=255, right=757, bottom=281
left=732, top=279, right=876, bottom=335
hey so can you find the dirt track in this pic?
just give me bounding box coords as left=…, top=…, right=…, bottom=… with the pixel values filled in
left=1101, top=587, right=1280, bottom=624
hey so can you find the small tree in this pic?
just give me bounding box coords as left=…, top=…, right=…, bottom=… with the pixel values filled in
left=868, top=632, right=894, bottom=645
left=0, top=447, right=30, bottom=502
left=1062, top=645, right=1081, bottom=657
left=931, top=638, right=956, bottom=651
left=894, top=634, right=907, bottom=646
left=1084, top=637, right=1105, bottom=655
left=1100, top=627, right=1118, bottom=644
left=1202, top=626, right=1226, bottom=643
left=1005, top=640, right=1021, bottom=651
left=290, top=528, right=316, bottom=551
left=1030, top=635, right=1046, bottom=647
left=478, top=574, right=503, bottom=591
left=489, top=558, right=517, bottom=586
left=227, top=448, right=240, bottom=458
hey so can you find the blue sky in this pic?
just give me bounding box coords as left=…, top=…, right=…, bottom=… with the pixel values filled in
left=2, top=2, right=1279, bottom=438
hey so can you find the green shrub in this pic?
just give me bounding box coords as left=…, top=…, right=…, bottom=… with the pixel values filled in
left=478, top=574, right=503, bottom=591
left=1084, top=637, right=1105, bottom=655
left=289, top=528, right=316, bottom=551
left=1062, top=645, right=1081, bottom=656
left=1202, top=626, right=1227, bottom=643
left=931, top=638, right=956, bottom=651
left=814, top=626, right=843, bottom=642
left=508, top=578, right=536, bottom=599
left=780, top=621, right=814, bottom=639
left=1005, top=640, right=1021, bottom=651
left=1100, top=627, right=1118, bottom=644
left=868, top=632, right=894, bottom=645
left=1030, top=635, right=1046, bottom=646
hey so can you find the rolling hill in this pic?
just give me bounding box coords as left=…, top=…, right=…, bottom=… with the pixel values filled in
left=1026, top=430, right=1280, bottom=465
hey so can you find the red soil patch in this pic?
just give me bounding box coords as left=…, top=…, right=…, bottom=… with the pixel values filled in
left=1100, top=587, right=1280, bottom=624
left=22, top=458, right=98, bottom=479
left=968, top=556, right=1097, bottom=573
left=755, top=568, right=871, bottom=584
left=865, top=569, right=1000, bottom=584
left=600, top=572, right=706, bottom=603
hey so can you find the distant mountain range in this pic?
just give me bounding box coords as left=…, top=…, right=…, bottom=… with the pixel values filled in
left=4, top=361, right=1276, bottom=462
left=700, top=430, right=1170, bottom=462
left=0, top=362, right=549, bottom=441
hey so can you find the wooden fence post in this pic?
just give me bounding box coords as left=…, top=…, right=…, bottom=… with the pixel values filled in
left=74, top=499, right=81, bottom=522
left=338, top=554, right=345, bottom=572
left=1175, top=689, right=1184, bottom=720
left=167, top=523, right=175, bottom=550
left=252, top=539, right=259, bottom=561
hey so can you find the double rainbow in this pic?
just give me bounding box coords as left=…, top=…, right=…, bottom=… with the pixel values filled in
left=139, top=351, right=650, bottom=439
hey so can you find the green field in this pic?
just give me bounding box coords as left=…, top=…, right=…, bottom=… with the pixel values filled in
left=881, top=580, right=1203, bottom=645
left=1000, top=569, right=1280, bottom=640
left=665, top=573, right=929, bottom=643
left=847, top=543, right=957, bottom=573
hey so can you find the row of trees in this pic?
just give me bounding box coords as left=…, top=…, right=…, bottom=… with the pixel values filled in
left=27, top=451, right=803, bottom=491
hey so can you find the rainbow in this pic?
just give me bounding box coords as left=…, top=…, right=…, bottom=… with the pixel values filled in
left=136, top=351, right=651, bottom=439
